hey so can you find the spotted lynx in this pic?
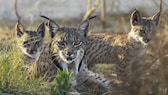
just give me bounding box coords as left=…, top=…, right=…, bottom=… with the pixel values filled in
left=14, top=0, right=45, bottom=64
left=15, top=22, right=45, bottom=64
left=81, top=8, right=161, bottom=95
left=26, top=3, right=161, bottom=94
left=26, top=16, right=114, bottom=93
left=86, top=8, right=160, bottom=79
left=26, top=16, right=90, bottom=81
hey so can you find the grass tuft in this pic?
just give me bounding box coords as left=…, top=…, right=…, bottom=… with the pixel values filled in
left=0, top=44, right=72, bottom=95
left=50, top=70, right=72, bottom=95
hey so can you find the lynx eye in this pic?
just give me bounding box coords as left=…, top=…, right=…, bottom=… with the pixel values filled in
left=140, top=30, right=146, bottom=34
left=23, top=41, right=30, bottom=47
left=73, top=41, right=82, bottom=47
left=57, top=41, right=66, bottom=47
left=35, top=41, right=40, bottom=46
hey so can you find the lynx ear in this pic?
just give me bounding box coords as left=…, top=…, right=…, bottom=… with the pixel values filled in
left=78, top=15, right=97, bottom=37
left=15, top=22, right=25, bottom=37
left=78, top=20, right=89, bottom=37
left=130, top=9, right=142, bottom=26
left=36, top=22, right=45, bottom=38
left=47, top=20, right=60, bottom=38
left=40, top=15, right=60, bottom=38
left=152, top=12, right=160, bottom=26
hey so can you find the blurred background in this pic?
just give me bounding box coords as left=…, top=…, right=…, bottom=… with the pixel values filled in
left=0, top=0, right=168, bottom=21
left=0, top=0, right=167, bottom=32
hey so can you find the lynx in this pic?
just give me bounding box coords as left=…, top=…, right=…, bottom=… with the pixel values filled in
left=80, top=8, right=161, bottom=95
left=26, top=16, right=114, bottom=93
left=26, top=16, right=90, bottom=81
left=26, top=5, right=161, bottom=94
left=14, top=0, right=45, bottom=64
left=86, top=8, right=160, bottom=80
left=15, top=22, right=45, bottom=64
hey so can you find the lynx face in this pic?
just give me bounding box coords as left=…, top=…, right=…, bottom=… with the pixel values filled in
left=47, top=19, right=89, bottom=73
left=51, top=28, right=85, bottom=64
left=129, top=10, right=160, bottom=45
left=15, top=22, right=45, bottom=59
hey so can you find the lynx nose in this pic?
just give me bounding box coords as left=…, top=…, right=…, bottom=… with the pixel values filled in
left=67, top=51, right=72, bottom=56
left=146, top=38, right=151, bottom=42
left=30, top=49, right=35, bottom=54
left=66, top=51, right=75, bottom=59
left=66, top=52, right=73, bottom=61
left=145, top=38, right=151, bottom=43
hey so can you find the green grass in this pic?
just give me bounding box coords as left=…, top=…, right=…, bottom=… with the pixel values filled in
left=50, top=70, right=72, bottom=95
left=0, top=45, right=44, bottom=94
left=0, top=44, right=72, bottom=95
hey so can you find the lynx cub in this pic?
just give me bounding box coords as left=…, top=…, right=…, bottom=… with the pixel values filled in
left=15, top=22, right=45, bottom=64
left=80, top=9, right=160, bottom=94
left=14, top=0, right=45, bottom=64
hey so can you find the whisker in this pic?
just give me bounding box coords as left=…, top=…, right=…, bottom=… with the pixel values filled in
left=23, top=39, right=42, bottom=45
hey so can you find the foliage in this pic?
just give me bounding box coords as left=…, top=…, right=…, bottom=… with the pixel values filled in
left=0, top=44, right=72, bottom=95
left=50, top=70, right=72, bottom=95
left=0, top=45, right=46, bottom=94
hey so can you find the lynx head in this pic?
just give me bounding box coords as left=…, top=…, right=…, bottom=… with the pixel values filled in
left=47, top=18, right=90, bottom=64
left=15, top=22, right=45, bottom=58
left=129, top=9, right=160, bottom=45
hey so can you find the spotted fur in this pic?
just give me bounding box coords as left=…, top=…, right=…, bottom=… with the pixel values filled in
left=81, top=9, right=161, bottom=94
left=26, top=8, right=161, bottom=94
left=26, top=16, right=115, bottom=93
left=26, top=44, right=57, bottom=81
left=74, top=61, right=114, bottom=93
left=26, top=16, right=89, bottom=81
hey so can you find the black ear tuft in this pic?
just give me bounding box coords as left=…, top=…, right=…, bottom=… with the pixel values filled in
left=15, top=22, right=25, bottom=37
left=40, top=15, right=60, bottom=38
left=36, top=22, right=45, bottom=38
left=130, top=9, right=141, bottom=26
left=88, top=15, right=97, bottom=20
left=40, top=15, right=50, bottom=20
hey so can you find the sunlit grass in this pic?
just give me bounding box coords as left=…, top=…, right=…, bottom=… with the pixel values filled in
left=50, top=70, right=72, bottom=95
left=0, top=45, right=44, bottom=94
left=0, top=44, right=72, bottom=95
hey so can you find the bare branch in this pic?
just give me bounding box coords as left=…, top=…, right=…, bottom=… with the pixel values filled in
left=87, top=0, right=91, bottom=12
left=83, top=0, right=100, bottom=21
left=101, top=0, right=106, bottom=30
left=14, top=0, right=21, bottom=22
left=158, top=0, right=162, bottom=12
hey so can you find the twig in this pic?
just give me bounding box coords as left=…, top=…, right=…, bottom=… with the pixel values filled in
left=101, top=0, right=106, bottom=30
left=14, top=0, right=21, bottom=22
left=83, top=0, right=100, bottom=21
